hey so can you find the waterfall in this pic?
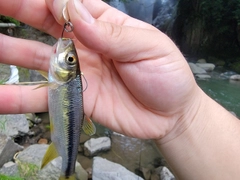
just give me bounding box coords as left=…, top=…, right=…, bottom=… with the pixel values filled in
left=107, top=0, right=178, bottom=34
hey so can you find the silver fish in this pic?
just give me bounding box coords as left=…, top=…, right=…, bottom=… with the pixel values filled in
left=41, top=38, right=83, bottom=180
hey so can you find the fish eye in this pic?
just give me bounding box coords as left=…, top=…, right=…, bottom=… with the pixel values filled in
left=66, top=53, right=77, bottom=65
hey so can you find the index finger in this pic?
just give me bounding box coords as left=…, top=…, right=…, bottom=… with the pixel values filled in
left=0, top=0, right=62, bottom=38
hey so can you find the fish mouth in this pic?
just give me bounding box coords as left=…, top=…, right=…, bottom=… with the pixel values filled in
left=56, top=38, right=74, bottom=54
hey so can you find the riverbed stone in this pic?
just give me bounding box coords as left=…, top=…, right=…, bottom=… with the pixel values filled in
left=0, top=114, right=29, bottom=137
left=229, top=74, right=240, bottom=81
left=0, top=161, right=19, bottom=177
left=16, top=144, right=88, bottom=180
left=195, top=74, right=211, bottom=79
left=0, top=133, right=23, bottom=167
left=152, top=166, right=175, bottom=180
left=196, top=63, right=215, bottom=72
left=84, top=137, right=111, bottom=156
left=188, top=63, right=207, bottom=74
left=92, top=157, right=144, bottom=180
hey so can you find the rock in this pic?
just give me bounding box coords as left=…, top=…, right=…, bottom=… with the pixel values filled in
left=151, top=166, right=175, bottom=180
left=0, top=114, right=29, bottom=137
left=92, top=157, right=144, bottom=180
left=195, top=74, right=211, bottom=79
left=0, top=161, right=19, bottom=177
left=0, top=133, right=23, bottom=167
left=16, top=144, right=88, bottom=180
left=229, top=74, right=240, bottom=81
left=196, top=63, right=215, bottom=72
left=220, top=71, right=237, bottom=79
left=140, top=167, right=151, bottom=180
left=25, top=113, right=42, bottom=124
left=39, top=156, right=88, bottom=180
left=188, top=63, right=207, bottom=74
left=197, top=59, right=207, bottom=63
left=84, top=137, right=111, bottom=156
left=16, top=144, right=48, bottom=167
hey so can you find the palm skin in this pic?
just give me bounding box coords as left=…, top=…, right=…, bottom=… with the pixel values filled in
left=0, top=0, right=199, bottom=140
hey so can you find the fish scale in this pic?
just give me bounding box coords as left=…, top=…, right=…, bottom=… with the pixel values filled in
left=49, top=76, right=83, bottom=178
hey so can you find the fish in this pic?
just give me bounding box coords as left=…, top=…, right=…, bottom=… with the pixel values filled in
left=41, top=38, right=95, bottom=180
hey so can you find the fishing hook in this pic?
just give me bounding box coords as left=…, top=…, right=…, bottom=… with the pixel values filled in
left=61, top=21, right=74, bottom=38
left=61, top=6, right=74, bottom=38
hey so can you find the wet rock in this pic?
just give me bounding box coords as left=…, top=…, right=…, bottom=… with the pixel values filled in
left=195, top=74, right=211, bottom=79
left=196, top=63, right=215, bottom=72
left=151, top=166, right=175, bottom=180
left=220, top=71, right=237, bottom=79
left=0, top=133, right=23, bottom=167
left=188, top=63, right=207, bottom=74
left=0, top=114, right=29, bottom=137
left=229, top=74, right=240, bottom=81
left=0, top=161, right=19, bottom=177
left=84, top=137, right=111, bottom=156
left=16, top=144, right=88, bottom=180
left=92, top=157, right=144, bottom=180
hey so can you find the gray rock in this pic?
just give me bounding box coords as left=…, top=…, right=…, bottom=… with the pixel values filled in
left=196, top=63, right=215, bottom=72
left=0, top=161, right=19, bottom=177
left=92, top=157, right=144, bottom=180
left=153, top=166, right=175, bottom=180
left=0, top=133, right=23, bottom=167
left=229, top=74, right=240, bottom=81
left=16, top=144, right=88, bottom=180
left=0, top=114, right=29, bottom=137
left=84, top=137, right=111, bottom=156
left=16, top=144, right=48, bottom=167
left=195, top=74, right=211, bottom=79
left=188, top=63, right=207, bottom=74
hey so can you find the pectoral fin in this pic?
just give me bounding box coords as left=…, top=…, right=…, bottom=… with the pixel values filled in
left=41, top=143, right=59, bottom=169
left=37, top=70, right=49, bottom=80
left=82, top=115, right=96, bottom=136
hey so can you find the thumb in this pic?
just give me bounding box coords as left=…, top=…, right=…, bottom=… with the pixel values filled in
left=67, top=0, right=176, bottom=62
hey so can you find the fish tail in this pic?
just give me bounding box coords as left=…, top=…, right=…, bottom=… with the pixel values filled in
left=59, top=174, right=76, bottom=180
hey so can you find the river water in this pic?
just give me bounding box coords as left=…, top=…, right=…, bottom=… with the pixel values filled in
left=197, top=76, right=240, bottom=118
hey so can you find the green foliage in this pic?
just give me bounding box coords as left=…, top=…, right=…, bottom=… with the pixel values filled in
left=0, top=160, right=39, bottom=180
left=176, top=0, right=240, bottom=58
left=0, top=174, right=23, bottom=180
left=0, top=16, right=20, bottom=26
left=16, top=161, right=39, bottom=180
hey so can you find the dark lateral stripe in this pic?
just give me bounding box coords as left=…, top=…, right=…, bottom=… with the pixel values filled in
left=65, top=75, right=83, bottom=177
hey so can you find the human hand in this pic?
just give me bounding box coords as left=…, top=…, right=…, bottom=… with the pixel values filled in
left=0, top=0, right=201, bottom=141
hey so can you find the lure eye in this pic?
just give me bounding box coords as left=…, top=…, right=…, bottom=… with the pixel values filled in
left=66, top=53, right=77, bottom=66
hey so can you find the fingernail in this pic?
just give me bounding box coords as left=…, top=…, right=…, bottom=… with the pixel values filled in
left=74, top=0, right=94, bottom=24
